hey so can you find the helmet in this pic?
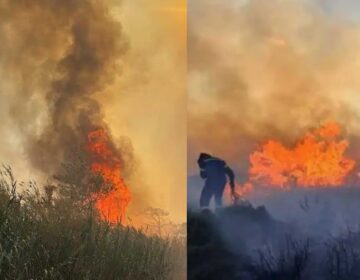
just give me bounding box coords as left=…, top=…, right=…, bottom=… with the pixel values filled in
left=197, top=152, right=212, bottom=168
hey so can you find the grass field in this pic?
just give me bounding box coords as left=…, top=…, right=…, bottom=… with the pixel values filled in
left=0, top=166, right=185, bottom=280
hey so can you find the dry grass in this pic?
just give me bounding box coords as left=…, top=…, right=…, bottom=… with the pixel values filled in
left=0, top=166, right=185, bottom=280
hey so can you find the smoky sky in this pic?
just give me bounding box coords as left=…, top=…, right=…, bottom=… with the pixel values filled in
left=0, top=0, right=128, bottom=174
left=188, top=0, right=360, bottom=176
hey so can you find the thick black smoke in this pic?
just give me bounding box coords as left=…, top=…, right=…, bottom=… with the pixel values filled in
left=0, top=0, right=128, bottom=173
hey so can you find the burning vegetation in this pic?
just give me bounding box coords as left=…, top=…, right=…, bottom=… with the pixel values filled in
left=0, top=166, right=185, bottom=280
left=87, top=129, right=131, bottom=224
left=249, top=122, right=355, bottom=189
left=225, top=122, right=360, bottom=201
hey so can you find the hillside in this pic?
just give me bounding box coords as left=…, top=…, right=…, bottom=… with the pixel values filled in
left=188, top=205, right=320, bottom=280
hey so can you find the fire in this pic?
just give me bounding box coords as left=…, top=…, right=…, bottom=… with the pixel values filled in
left=224, top=182, right=254, bottom=201
left=237, top=182, right=254, bottom=196
left=249, top=122, right=355, bottom=189
left=87, top=129, right=131, bottom=224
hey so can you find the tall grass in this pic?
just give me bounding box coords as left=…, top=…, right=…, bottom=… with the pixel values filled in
left=0, top=166, right=185, bottom=279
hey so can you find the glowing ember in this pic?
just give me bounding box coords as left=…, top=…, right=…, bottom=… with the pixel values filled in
left=237, top=182, right=254, bottom=196
left=87, top=129, right=131, bottom=224
left=224, top=182, right=254, bottom=202
left=249, top=122, right=355, bottom=188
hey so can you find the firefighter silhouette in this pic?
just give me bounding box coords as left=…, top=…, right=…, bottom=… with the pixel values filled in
left=197, top=153, right=235, bottom=208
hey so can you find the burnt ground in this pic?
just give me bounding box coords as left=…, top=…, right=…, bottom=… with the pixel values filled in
left=187, top=205, right=292, bottom=280
left=188, top=204, right=360, bottom=280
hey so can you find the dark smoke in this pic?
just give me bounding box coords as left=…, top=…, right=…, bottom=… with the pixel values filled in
left=0, top=0, right=128, bottom=173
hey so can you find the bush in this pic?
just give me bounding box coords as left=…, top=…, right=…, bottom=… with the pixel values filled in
left=0, top=166, right=184, bottom=280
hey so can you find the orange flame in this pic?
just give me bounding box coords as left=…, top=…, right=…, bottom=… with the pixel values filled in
left=224, top=182, right=254, bottom=203
left=237, top=182, right=254, bottom=196
left=87, top=129, right=131, bottom=224
left=249, top=122, right=355, bottom=189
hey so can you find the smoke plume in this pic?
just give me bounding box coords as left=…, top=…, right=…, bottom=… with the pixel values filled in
left=0, top=0, right=128, bottom=174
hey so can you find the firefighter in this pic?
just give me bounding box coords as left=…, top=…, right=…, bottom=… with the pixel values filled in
left=197, top=153, right=236, bottom=208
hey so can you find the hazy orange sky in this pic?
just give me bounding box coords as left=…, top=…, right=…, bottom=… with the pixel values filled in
left=107, top=0, right=187, bottom=222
